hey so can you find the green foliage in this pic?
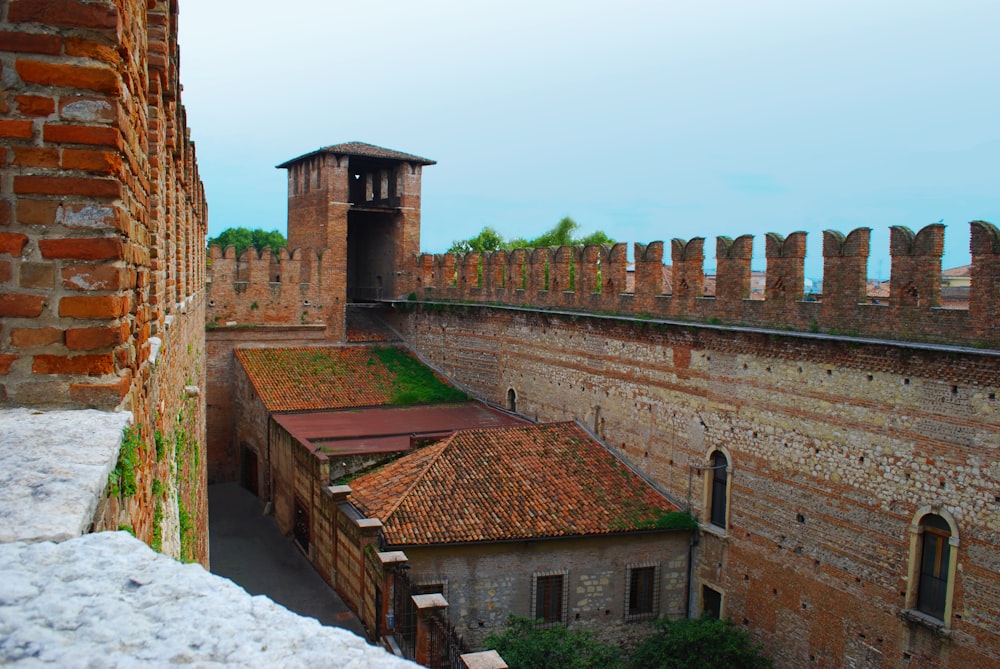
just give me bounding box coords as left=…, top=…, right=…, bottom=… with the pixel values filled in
left=154, top=429, right=167, bottom=461
left=108, top=426, right=143, bottom=498
left=448, top=226, right=506, bottom=253
left=634, top=509, right=699, bottom=531
left=207, top=227, right=287, bottom=256
left=151, top=499, right=163, bottom=553
left=484, top=615, right=624, bottom=669
left=178, top=499, right=195, bottom=563
left=370, top=347, right=468, bottom=405
left=447, top=217, right=614, bottom=254
left=629, top=616, right=773, bottom=669
left=117, top=524, right=134, bottom=536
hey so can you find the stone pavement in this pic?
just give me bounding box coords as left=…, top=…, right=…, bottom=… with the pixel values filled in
left=208, top=482, right=365, bottom=636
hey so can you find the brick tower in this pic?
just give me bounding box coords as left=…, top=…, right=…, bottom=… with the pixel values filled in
left=277, top=142, right=434, bottom=302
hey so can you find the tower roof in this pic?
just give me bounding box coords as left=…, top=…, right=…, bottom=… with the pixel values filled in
left=276, top=142, right=436, bottom=169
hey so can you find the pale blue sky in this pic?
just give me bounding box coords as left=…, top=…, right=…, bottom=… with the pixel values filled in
left=180, top=1, right=998, bottom=280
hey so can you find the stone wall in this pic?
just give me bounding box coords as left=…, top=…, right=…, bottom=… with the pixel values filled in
left=396, top=222, right=1000, bottom=349
left=401, top=532, right=690, bottom=649
left=387, top=305, right=1000, bottom=669
left=0, top=0, right=208, bottom=562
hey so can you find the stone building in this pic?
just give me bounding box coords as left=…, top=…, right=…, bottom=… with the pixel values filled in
left=344, top=421, right=694, bottom=650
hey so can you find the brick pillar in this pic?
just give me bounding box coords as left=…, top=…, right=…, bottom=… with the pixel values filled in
left=764, top=231, right=807, bottom=303
left=633, top=242, right=664, bottom=314
left=580, top=245, right=603, bottom=303
left=412, top=593, right=449, bottom=667
left=821, top=228, right=870, bottom=315
left=670, top=237, right=705, bottom=317
left=459, top=252, right=480, bottom=297
left=377, top=550, right=409, bottom=639
left=602, top=243, right=628, bottom=311
left=715, top=235, right=753, bottom=309
left=889, top=223, right=944, bottom=309
left=508, top=249, right=527, bottom=295
left=970, top=220, right=1000, bottom=344
left=551, top=246, right=575, bottom=297
left=484, top=250, right=505, bottom=299
left=526, top=247, right=550, bottom=302
left=324, top=485, right=352, bottom=587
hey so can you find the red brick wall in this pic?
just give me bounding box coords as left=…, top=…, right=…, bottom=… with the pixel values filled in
left=391, top=306, right=1000, bottom=669
left=205, top=326, right=335, bottom=483
left=1, top=0, right=208, bottom=564
left=400, top=221, right=1000, bottom=349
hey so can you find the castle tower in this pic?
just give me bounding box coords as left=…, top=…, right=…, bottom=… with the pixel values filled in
left=277, top=142, right=435, bottom=302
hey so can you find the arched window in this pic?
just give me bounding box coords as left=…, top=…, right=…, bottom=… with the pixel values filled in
left=507, top=388, right=517, bottom=412
left=917, top=514, right=952, bottom=620
left=905, top=508, right=959, bottom=627
left=709, top=451, right=728, bottom=529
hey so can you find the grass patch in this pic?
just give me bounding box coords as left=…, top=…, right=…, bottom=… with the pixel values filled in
left=370, top=347, right=467, bottom=405
left=109, top=426, right=142, bottom=498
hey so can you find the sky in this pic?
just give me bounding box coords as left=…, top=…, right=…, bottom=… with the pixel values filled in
left=179, top=1, right=999, bottom=281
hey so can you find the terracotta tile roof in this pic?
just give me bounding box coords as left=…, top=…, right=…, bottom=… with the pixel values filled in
left=348, top=422, right=683, bottom=546
left=235, top=346, right=461, bottom=412
left=276, top=142, right=435, bottom=168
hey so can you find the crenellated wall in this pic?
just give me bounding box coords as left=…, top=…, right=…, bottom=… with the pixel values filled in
left=398, top=222, right=998, bottom=348
left=206, top=244, right=345, bottom=341
left=0, top=0, right=208, bottom=563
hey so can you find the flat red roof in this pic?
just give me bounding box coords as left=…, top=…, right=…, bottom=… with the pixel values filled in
left=272, top=402, right=527, bottom=456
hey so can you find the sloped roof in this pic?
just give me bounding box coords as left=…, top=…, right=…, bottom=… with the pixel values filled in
left=348, top=422, right=683, bottom=546
left=235, top=346, right=463, bottom=412
left=276, top=142, right=436, bottom=168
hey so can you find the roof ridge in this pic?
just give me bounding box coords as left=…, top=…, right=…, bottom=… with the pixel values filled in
left=381, top=434, right=455, bottom=519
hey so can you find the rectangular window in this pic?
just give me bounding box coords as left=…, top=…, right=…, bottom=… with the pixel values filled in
left=702, top=585, right=722, bottom=619
left=533, top=572, right=566, bottom=624
left=625, top=564, right=660, bottom=621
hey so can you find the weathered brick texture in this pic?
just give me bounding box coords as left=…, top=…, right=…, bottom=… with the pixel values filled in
left=388, top=306, right=1000, bottom=669
left=1, top=0, right=209, bottom=564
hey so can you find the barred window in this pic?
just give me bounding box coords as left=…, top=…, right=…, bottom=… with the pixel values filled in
left=532, top=571, right=568, bottom=625
left=625, top=563, right=660, bottom=621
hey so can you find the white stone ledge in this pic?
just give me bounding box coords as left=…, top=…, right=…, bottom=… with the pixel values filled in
left=0, top=408, right=133, bottom=544
left=0, top=532, right=418, bottom=668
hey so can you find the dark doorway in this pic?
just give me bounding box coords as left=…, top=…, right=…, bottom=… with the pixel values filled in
left=240, top=444, right=258, bottom=497
left=507, top=388, right=517, bottom=412
left=293, top=497, right=310, bottom=553
left=702, top=585, right=722, bottom=619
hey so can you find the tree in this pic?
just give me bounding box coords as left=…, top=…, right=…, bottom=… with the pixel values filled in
left=207, top=227, right=287, bottom=256
left=446, top=217, right=614, bottom=253
left=447, top=226, right=506, bottom=254
left=629, top=616, right=773, bottom=669
left=484, top=615, right=624, bottom=669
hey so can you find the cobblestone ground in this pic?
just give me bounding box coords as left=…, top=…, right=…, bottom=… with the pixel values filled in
left=208, top=482, right=365, bottom=636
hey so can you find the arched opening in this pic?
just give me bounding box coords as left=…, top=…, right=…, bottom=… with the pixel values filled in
left=507, top=388, right=516, bottom=412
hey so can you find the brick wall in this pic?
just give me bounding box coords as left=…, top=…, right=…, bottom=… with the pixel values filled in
left=1, top=0, right=208, bottom=564
left=206, top=246, right=345, bottom=341
left=205, top=325, right=335, bottom=483
left=399, top=222, right=1000, bottom=348
left=390, top=305, right=1000, bottom=669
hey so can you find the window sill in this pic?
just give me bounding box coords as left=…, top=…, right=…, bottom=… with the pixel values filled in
left=699, top=523, right=728, bottom=540
left=899, top=609, right=952, bottom=638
